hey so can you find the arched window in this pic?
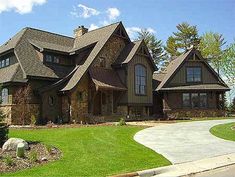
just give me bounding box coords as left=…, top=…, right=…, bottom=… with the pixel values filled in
left=135, top=64, right=147, bottom=95
left=1, top=88, right=9, bottom=104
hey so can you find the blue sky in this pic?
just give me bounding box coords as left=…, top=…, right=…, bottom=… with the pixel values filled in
left=0, top=0, right=234, bottom=46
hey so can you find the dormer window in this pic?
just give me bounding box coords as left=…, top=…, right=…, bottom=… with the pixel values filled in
left=45, top=54, right=60, bottom=64
left=0, top=58, right=10, bottom=68
left=186, top=67, right=201, bottom=82
left=45, top=55, right=53, bottom=62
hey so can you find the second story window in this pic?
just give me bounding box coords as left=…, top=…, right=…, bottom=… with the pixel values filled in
left=45, top=55, right=53, bottom=62
left=186, top=67, right=201, bottom=82
left=1, top=88, right=9, bottom=104
left=45, top=54, right=60, bottom=64
left=0, top=58, right=10, bottom=68
left=135, top=64, right=147, bottom=95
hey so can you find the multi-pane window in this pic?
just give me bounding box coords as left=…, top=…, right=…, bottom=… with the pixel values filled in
left=45, top=54, right=60, bottom=64
left=0, top=58, right=10, bottom=68
left=1, top=88, right=9, bottom=104
left=182, top=93, right=207, bottom=108
left=186, top=67, right=201, bottom=82
left=135, top=64, right=146, bottom=95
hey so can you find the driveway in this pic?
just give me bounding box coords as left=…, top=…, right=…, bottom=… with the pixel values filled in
left=134, top=119, right=235, bottom=164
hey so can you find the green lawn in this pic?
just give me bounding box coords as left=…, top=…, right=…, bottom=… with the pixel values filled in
left=210, top=122, right=235, bottom=141
left=2, top=126, right=170, bottom=176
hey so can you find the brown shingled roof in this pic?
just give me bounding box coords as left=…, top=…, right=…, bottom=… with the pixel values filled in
left=61, top=22, right=121, bottom=91
left=89, top=67, right=126, bottom=90
left=155, top=48, right=229, bottom=91
left=0, top=63, right=26, bottom=83
left=160, top=84, right=230, bottom=91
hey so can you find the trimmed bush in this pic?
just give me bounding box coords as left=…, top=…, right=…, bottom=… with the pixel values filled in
left=118, top=118, right=126, bottom=126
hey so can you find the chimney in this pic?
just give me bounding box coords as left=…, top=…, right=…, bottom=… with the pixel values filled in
left=74, top=26, right=88, bottom=38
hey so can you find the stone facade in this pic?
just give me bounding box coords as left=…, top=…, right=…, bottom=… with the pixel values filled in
left=164, top=109, right=226, bottom=119
left=92, top=36, right=126, bottom=69
left=0, top=104, right=39, bottom=125
left=70, top=74, right=89, bottom=123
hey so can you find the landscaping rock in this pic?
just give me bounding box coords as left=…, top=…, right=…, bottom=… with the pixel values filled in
left=16, top=143, right=25, bottom=158
left=2, top=138, right=29, bottom=151
left=41, top=157, right=47, bottom=161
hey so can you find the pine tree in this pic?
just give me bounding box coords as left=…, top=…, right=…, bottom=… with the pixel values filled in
left=165, top=22, right=200, bottom=57
left=136, top=29, right=167, bottom=67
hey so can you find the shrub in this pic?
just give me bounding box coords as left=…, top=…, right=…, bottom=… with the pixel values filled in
left=118, top=118, right=126, bottom=126
left=4, top=155, right=14, bottom=166
left=0, top=124, right=8, bottom=146
left=29, top=151, right=38, bottom=163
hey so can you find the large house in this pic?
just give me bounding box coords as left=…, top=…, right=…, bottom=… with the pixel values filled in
left=0, top=22, right=229, bottom=124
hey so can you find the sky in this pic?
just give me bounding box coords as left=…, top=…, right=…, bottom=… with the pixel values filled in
left=0, top=0, right=235, bottom=46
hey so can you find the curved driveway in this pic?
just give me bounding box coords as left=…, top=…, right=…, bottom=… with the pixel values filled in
left=134, top=119, right=235, bottom=164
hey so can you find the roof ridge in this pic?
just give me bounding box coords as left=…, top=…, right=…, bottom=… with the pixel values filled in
left=26, top=27, right=74, bottom=39
left=87, top=21, right=121, bottom=33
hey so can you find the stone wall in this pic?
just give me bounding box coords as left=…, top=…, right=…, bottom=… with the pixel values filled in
left=0, top=104, right=40, bottom=125
left=70, top=74, right=89, bottom=123
left=164, top=109, right=226, bottom=119
left=92, top=35, right=126, bottom=69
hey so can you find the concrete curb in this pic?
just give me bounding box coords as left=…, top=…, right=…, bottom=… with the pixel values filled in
left=110, top=153, right=235, bottom=177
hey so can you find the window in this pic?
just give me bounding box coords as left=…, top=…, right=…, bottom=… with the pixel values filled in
left=5, top=58, right=10, bottom=66
left=191, top=93, right=200, bottom=108
left=53, top=56, right=60, bottom=63
left=182, top=93, right=207, bottom=108
left=45, top=54, right=60, bottom=64
left=186, top=67, right=201, bottom=82
left=200, top=93, right=207, bottom=108
left=1, top=88, right=9, bottom=104
left=48, top=96, right=54, bottom=106
left=45, top=55, right=52, bottom=62
left=0, top=58, right=10, bottom=68
left=182, top=93, right=190, bottom=107
left=135, top=64, right=147, bottom=95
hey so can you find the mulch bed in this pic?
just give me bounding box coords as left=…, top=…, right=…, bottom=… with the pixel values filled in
left=0, top=142, right=61, bottom=173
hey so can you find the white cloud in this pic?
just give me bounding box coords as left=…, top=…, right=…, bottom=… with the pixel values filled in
left=126, top=27, right=141, bottom=39
left=126, top=27, right=156, bottom=39
left=106, top=7, right=120, bottom=21
left=0, top=0, right=46, bottom=14
left=88, top=23, right=99, bottom=31
left=70, top=4, right=100, bottom=18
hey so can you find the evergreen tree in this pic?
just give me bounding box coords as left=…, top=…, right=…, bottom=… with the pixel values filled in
left=136, top=29, right=167, bottom=67
left=165, top=22, right=200, bottom=56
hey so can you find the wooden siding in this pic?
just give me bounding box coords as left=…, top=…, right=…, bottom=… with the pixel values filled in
left=127, top=54, right=153, bottom=104
left=168, top=57, right=218, bottom=86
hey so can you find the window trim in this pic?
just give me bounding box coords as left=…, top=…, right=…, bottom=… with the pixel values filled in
left=186, top=66, right=202, bottom=83
left=182, top=92, right=208, bottom=109
left=134, top=64, right=147, bottom=96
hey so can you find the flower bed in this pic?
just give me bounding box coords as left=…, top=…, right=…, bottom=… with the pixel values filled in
left=0, top=142, right=61, bottom=173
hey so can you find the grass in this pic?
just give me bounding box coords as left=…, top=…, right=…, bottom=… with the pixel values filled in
left=176, top=117, right=235, bottom=122
left=210, top=122, right=235, bottom=141
left=2, top=126, right=171, bottom=176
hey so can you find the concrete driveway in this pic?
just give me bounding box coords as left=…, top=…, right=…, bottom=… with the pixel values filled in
left=134, top=119, right=235, bottom=164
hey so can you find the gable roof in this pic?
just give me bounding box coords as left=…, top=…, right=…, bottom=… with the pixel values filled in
left=61, top=22, right=121, bottom=91
left=155, top=48, right=229, bottom=91
left=114, top=39, right=157, bottom=70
